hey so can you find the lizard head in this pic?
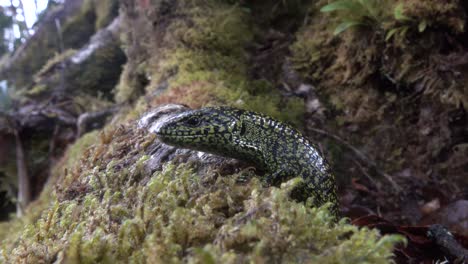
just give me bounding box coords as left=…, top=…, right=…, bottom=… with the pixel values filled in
left=152, top=107, right=243, bottom=152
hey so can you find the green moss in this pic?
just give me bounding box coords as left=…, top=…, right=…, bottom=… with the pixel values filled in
left=61, top=0, right=119, bottom=49
left=94, top=0, right=120, bottom=29
left=394, top=0, right=464, bottom=34
left=147, top=0, right=305, bottom=125
left=290, top=31, right=331, bottom=82
left=63, top=131, right=99, bottom=170
left=33, top=49, right=77, bottom=82
left=1, top=0, right=110, bottom=90
left=114, top=62, right=149, bottom=104
left=0, top=1, right=408, bottom=262
left=61, top=2, right=97, bottom=49
left=1, top=156, right=404, bottom=263
left=68, top=42, right=126, bottom=99
left=6, top=130, right=102, bottom=232
left=3, top=28, right=57, bottom=90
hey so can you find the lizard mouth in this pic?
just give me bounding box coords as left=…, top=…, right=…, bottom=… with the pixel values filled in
left=156, top=132, right=208, bottom=140
left=158, top=134, right=203, bottom=138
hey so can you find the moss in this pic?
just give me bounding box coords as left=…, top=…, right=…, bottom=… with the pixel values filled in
left=4, top=29, right=57, bottom=91
left=61, top=1, right=97, bottom=49
left=114, top=62, right=149, bottom=104
left=1, top=0, right=108, bottom=90
left=0, top=132, right=94, bottom=245
left=63, top=131, right=100, bottom=171
left=1, top=155, right=403, bottom=262
left=33, top=49, right=77, bottom=82
left=0, top=158, right=401, bottom=263
left=25, top=84, right=49, bottom=96
left=146, top=0, right=305, bottom=125
left=62, top=0, right=119, bottom=48
left=68, top=42, right=126, bottom=99
left=1, top=112, right=403, bottom=263
left=94, top=0, right=120, bottom=29
left=0, top=1, right=408, bottom=262
left=72, top=93, right=115, bottom=112
left=396, top=0, right=465, bottom=34
left=297, top=0, right=468, bottom=107
left=290, top=28, right=335, bottom=82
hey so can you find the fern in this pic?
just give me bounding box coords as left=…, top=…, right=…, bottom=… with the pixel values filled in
left=321, top=0, right=429, bottom=39
left=320, top=0, right=390, bottom=35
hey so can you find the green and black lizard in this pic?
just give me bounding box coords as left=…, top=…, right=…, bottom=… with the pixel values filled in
left=153, top=106, right=339, bottom=219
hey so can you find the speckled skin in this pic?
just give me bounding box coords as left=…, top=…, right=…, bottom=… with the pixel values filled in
left=153, top=106, right=339, bottom=218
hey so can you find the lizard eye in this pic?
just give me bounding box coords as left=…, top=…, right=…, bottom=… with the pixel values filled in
left=185, top=116, right=201, bottom=127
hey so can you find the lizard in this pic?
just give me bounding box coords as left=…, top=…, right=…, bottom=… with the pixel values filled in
left=151, top=106, right=339, bottom=219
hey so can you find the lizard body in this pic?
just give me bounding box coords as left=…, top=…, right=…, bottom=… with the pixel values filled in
left=153, top=106, right=339, bottom=218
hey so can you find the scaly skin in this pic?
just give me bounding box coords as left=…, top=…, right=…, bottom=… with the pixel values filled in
left=153, top=106, right=339, bottom=219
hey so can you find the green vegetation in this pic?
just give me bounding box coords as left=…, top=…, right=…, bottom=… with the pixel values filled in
left=1, top=0, right=421, bottom=262
left=145, top=0, right=305, bottom=126
left=61, top=2, right=97, bottom=49
left=288, top=0, right=468, bottom=207
left=320, top=0, right=463, bottom=40
left=294, top=0, right=468, bottom=107
left=0, top=123, right=404, bottom=262
left=62, top=0, right=119, bottom=48
left=114, top=62, right=148, bottom=104
left=320, top=0, right=392, bottom=35
left=34, top=49, right=77, bottom=82
left=1, top=0, right=119, bottom=91
left=68, top=42, right=126, bottom=99
left=93, top=0, right=120, bottom=29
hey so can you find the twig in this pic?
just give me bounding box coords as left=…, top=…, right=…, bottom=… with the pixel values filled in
left=308, top=127, right=402, bottom=192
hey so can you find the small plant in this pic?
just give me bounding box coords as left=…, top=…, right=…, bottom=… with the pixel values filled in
left=320, top=0, right=430, bottom=40
left=320, top=0, right=391, bottom=35
left=385, top=3, right=428, bottom=41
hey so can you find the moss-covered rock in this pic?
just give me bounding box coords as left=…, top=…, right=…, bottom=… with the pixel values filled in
left=127, top=0, right=306, bottom=126
left=0, top=122, right=403, bottom=263
left=62, top=0, right=119, bottom=48
left=68, top=41, right=126, bottom=99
